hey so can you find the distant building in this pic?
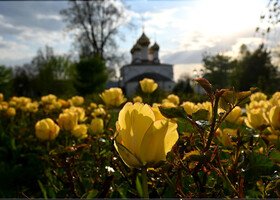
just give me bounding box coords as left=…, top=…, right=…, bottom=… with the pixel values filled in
left=119, top=32, right=175, bottom=97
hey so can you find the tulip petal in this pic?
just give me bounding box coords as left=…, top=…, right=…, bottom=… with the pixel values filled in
left=117, top=103, right=134, bottom=152
left=140, top=119, right=178, bottom=166
left=131, top=103, right=155, bottom=158
left=114, top=139, right=142, bottom=168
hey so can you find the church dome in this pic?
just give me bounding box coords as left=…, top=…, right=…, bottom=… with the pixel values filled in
left=137, top=32, right=150, bottom=46
left=151, top=42, right=159, bottom=51
left=130, top=43, right=141, bottom=54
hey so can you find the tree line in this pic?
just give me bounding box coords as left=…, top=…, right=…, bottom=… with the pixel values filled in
left=0, top=46, right=108, bottom=99
left=202, top=44, right=279, bottom=94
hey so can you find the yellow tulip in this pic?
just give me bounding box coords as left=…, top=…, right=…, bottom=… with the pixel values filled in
left=100, top=88, right=127, bottom=107
left=139, top=78, right=158, bottom=93
left=0, top=93, right=3, bottom=102
left=114, top=102, right=179, bottom=168
left=26, top=102, right=39, bottom=113
left=250, top=92, right=267, bottom=102
left=269, top=92, right=280, bottom=106
left=133, top=96, right=143, bottom=103
left=6, top=107, right=16, bottom=117
left=41, top=94, right=57, bottom=104
left=181, top=101, right=199, bottom=116
left=70, top=96, right=84, bottom=106
left=0, top=101, right=8, bottom=110
left=167, top=94, right=180, bottom=105
left=57, top=112, right=78, bottom=131
left=161, top=99, right=176, bottom=108
left=89, top=118, right=104, bottom=135
left=267, top=105, right=280, bottom=130
left=35, top=118, right=60, bottom=140
left=71, top=124, right=88, bottom=138
left=225, top=106, right=242, bottom=124
left=245, top=108, right=267, bottom=130
left=216, top=128, right=237, bottom=148
left=64, top=106, right=87, bottom=122
left=58, top=98, right=69, bottom=108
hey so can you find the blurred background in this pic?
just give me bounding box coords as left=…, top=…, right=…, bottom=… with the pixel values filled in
left=0, top=0, right=279, bottom=100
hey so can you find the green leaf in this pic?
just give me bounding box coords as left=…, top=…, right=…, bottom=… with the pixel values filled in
left=37, top=180, right=47, bottom=199
left=86, top=189, right=99, bottom=198
left=270, top=150, right=280, bottom=163
left=244, top=152, right=278, bottom=181
left=219, top=90, right=235, bottom=110
left=159, top=106, right=189, bottom=120
left=192, top=109, right=209, bottom=121
left=136, top=173, right=143, bottom=198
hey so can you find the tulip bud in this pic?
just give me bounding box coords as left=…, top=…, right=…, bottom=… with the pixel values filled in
left=57, top=112, right=78, bottom=131
left=139, top=78, right=158, bottom=93
left=35, top=118, right=60, bottom=140
left=133, top=96, right=143, bottom=103
left=99, top=88, right=127, bottom=107
left=167, top=94, right=180, bottom=105
left=181, top=101, right=199, bottom=116
left=89, top=118, right=104, bottom=135
left=267, top=105, right=280, bottom=130
left=70, top=96, right=84, bottom=107
left=245, top=108, right=266, bottom=130
left=114, top=102, right=179, bottom=168
left=71, top=124, right=88, bottom=138
left=250, top=92, right=267, bottom=102
left=225, top=106, right=242, bottom=124
left=6, top=107, right=16, bottom=117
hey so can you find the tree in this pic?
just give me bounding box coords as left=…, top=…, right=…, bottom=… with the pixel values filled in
left=233, top=44, right=279, bottom=93
left=74, top=56, right=108, bottom=96
left=0, top=65, right=13, bottom=98
left=202, top=53, right=235, bottom=90
left=31, top=46, right=75, bottom=97
left=173, top=73, right=194, bottom=97
left=60, top=0, right=129, bottom=63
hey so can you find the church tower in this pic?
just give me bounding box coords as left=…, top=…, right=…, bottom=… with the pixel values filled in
left=120, top=32, right=175, bottom=97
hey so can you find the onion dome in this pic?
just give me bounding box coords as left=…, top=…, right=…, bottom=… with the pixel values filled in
left=130, top=43, right=142, bottom=54
left=151, top=42, right=159, bottom=51
left=137, top=32, right=150, bottom=46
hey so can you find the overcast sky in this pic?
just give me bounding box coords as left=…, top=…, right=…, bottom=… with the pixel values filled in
left=0, top=0, right=272, bottom=80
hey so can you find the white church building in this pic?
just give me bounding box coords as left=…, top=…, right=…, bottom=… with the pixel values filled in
left=119, top=32, right=175, bottom=97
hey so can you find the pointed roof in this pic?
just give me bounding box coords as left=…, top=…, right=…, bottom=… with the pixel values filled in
left=137, top=32, right=150, bottom=46
left=151, top=42, right=159, bottom=51
left=130, top=43, right=142, bottom=54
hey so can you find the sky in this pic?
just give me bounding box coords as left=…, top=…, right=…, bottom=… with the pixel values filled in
left=0, top=0, right=273, bottom=81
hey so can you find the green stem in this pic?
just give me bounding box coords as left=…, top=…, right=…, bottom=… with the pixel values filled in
left=141, top=166, right=149, bottom=198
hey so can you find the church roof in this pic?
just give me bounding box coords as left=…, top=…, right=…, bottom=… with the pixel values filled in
left=151, top=42, right=159, bottom=51
left=130, top=43, right=141, bottom=54
left=137, top=32, right=150, bottom=46
left=126, top=72, right=173, bottom=83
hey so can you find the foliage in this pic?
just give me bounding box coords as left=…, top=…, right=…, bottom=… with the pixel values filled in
left=233, top=44, right=279, bottom=93
left=12, top=46, right=76, bottom=98
left=202, top=53, right=236, bottom=90
left=0, top=65, right=13, bottom=98
left=202, top=44, right=280, bottom=94
left=32, top=46, right=76, bottom=96
left=0, top=78, right=280, bottom=198
left=74, top=56, right=108, bottom=96
left=173, top=73, right=194, bottom=100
